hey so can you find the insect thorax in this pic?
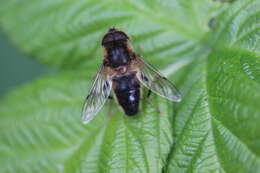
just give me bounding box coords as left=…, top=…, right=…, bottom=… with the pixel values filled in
left=107, top=44, right=130, bottom=68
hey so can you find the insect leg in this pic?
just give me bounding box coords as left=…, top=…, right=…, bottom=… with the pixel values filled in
left=146, top=96, right=162, bottom=115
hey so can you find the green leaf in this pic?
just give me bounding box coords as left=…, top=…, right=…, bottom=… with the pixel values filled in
left=166, top=0, right=260, bottom=172
left=0, top=0, right=260, bottom=173
left=0, top=0, right=220, bottom=69
left=0, top=71, right=174, bottom=173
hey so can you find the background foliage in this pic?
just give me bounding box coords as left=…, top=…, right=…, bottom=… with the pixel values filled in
left=0, top=0, right=259, bottom=172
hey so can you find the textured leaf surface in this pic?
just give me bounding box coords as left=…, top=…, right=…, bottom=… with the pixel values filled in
left=166, top=0, right=260, bottom=172
left=0, top=0, right=219, bottom=69
left=0, top=0, right=260, bottom=173
left=0, top=72, right=174, bottom=173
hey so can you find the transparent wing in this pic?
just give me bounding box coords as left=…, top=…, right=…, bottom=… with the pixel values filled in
left=135, top=56, right=182, bottom=102
left=81, top=65, right=112, bottom=124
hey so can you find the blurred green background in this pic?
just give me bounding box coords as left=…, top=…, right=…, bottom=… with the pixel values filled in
left=0, top=32, right=54, bottom=98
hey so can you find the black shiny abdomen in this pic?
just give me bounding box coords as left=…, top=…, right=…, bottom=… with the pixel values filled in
left=113, top=74, right=140, bottom=116
left=108, top=46, right=129, bottom=68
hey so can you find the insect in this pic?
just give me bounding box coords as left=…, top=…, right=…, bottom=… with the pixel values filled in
left=82, top=28, right=182, bottom=123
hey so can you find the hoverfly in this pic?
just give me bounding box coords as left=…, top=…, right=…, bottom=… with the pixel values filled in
left=82, top=28, right=182, bottom=123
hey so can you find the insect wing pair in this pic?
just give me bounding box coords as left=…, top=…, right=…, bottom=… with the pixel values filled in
left=82, top=56, right=181, bottom=124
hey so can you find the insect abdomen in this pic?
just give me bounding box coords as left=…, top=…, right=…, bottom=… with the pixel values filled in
left=113, top=74, right=140, bottom=116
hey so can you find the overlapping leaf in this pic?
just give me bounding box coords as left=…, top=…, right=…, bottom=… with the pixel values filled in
left=166, top=0, right=260, bottom=172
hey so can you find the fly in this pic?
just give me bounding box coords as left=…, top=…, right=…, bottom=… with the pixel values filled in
left=81, top=28, right=182, bottom=123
